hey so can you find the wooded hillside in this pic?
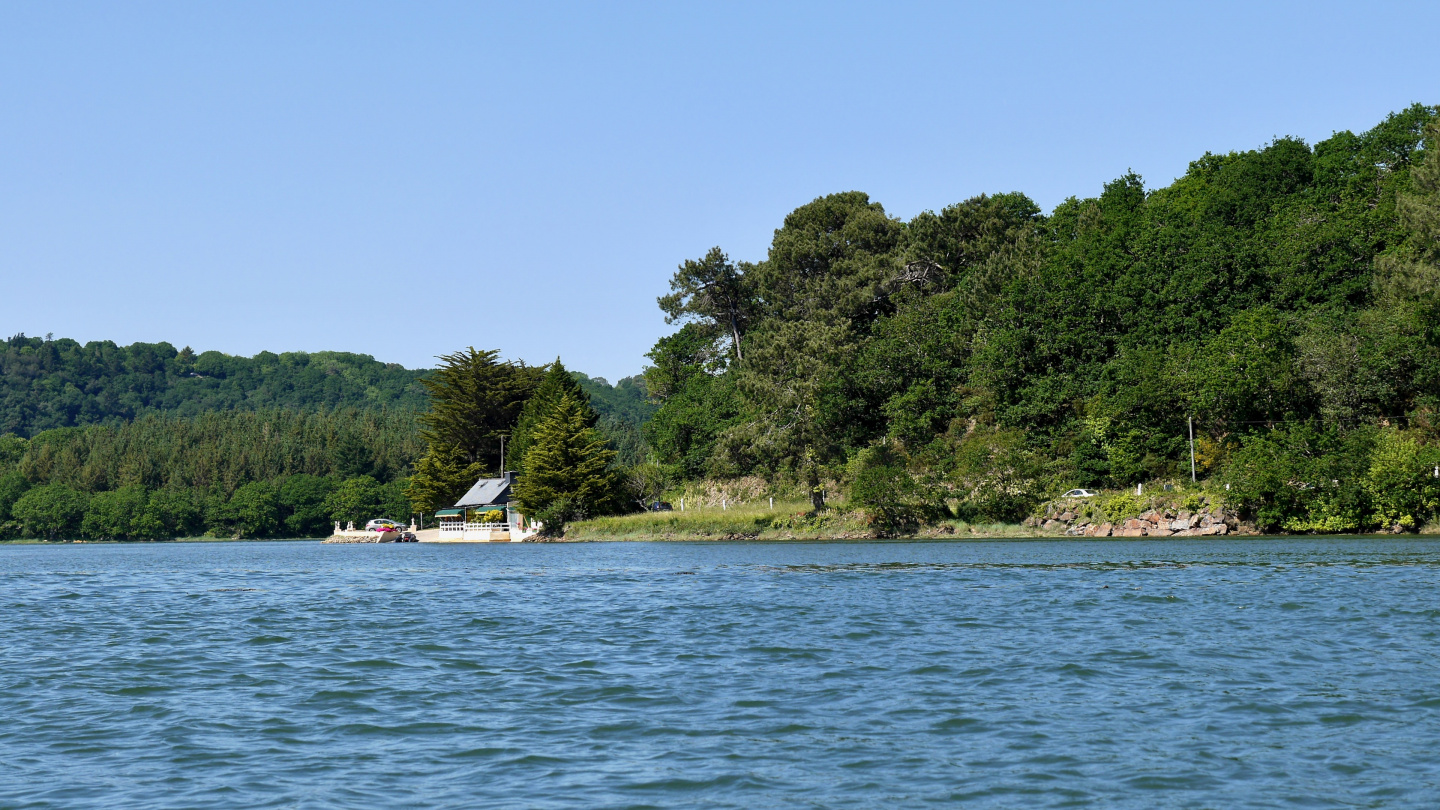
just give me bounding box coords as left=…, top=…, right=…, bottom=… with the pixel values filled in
left=646, top=104, right=1440, bottom=532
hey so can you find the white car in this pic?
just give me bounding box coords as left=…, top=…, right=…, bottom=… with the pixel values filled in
left=365, top=519, right=400, bottom=531
left=1061, top=489, right=1099, bottom=498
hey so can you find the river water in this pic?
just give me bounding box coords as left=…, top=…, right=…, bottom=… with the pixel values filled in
left=2, top=538, right=1439, bottom=808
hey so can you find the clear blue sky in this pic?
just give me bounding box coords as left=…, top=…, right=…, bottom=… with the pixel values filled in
left=3, top=1, right=1436, bottom=381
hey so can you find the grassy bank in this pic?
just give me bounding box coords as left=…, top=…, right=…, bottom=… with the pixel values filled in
left=563, top=501, right=1043, bottom=541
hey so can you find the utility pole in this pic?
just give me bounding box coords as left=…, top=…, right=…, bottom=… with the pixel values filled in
left=1188, top=417, right=1196, bottom=483
left=499, top=435, right=505, bottom=474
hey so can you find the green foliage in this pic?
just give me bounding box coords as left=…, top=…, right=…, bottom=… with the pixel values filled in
left=278, top=475, right=337, bottom=536
left=325, top=476, right=385, bottom=526
left=847, top=445, right=948, bottom=533
left=15, top=408, right=419, bottom=495
left=639, top=105, right=1440, bottom=534
left=625, top=462, right=672, bottom=510
left=532, top=496, right=586, bottom=538
left=224, top=481, right=281, bottom=538
left=0, top=336, right=428, bottom=438
left=657, top=246, right=754, bottom=361
left=1221, top=426, right=1376, bottom=532
left=1363, top=433, right=1440, bottom=530
left=83, top=485, right=176, bottom=540
left=418, top=347, right=540, bottom=469
left=949, top=429, right=1042, bottom=523
left=513, top=393, right=623, bottom=525
left=0, top=470, right=32, bottom=524
left=0, top=434, right=26, bottom=470
left=404, top=443, right=483, bottom=514
left=505, top=360, right=593, bottom=473
left=12, top=483, right=89, bottom=540
left=1098, top=492, right=1148, bottom=523
left=571, top=372, right=656, bottom=468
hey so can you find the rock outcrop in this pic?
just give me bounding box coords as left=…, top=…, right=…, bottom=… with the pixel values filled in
left=1024, top=500, right=1258, bottom=537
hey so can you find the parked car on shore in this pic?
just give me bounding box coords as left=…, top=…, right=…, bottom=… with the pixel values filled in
left=366, top=519, right=400, bottom=531
left=1061, top=489, right=1099, bottom=498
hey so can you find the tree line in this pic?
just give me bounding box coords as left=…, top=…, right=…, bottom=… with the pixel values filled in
left=644, top=104, right=1440, bottom=532
left=0, top=409, right=418, bottom=539
left=0, top=334, right=659, bottom=539
left=0, top=337, right=432, bottom=437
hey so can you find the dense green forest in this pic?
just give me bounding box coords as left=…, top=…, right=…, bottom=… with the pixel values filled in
left=645, top=104, right=1440, bottom=533
left=0, top=336, right=433, bottom=436
left=0, top=409, right=419, bottom=540
left=0, top=337, right=654, bottom=539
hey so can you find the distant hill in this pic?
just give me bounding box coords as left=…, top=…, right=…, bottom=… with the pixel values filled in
left=0, top=335, right=431, bottom=438
left=0, top=334, right=655, bottom=445
left=573, top=372, right=657, bottom=467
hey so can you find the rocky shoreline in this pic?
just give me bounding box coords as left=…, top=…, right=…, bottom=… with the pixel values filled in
left=1025, top=501, right=1259, bottom=538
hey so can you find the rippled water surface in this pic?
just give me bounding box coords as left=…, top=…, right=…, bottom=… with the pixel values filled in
left=4, top=538, right=1440, bottom=808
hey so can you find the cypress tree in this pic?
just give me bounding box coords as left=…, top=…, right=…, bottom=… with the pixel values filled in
left=513, top=392, right=619, bottom=522
left=404, top=443, right=483, bottom=514
left=505, top=359, right=598, bottom=473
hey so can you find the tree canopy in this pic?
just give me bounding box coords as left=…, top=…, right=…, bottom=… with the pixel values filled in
left=643, top=104, right=1440, bottom=530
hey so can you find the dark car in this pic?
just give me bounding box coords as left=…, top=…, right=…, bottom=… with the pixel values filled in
left=648, top=501, right=673, bottom=512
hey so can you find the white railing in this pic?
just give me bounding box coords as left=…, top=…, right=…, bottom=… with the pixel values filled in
left=463, top=522, right=509, bottom=531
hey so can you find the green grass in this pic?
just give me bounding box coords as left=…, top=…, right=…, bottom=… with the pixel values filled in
left=567, top=501, right=824, bottom=540
left=564, top=502, right=1040, bottom=541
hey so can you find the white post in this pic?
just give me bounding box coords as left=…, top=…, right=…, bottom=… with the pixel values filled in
left=769, top=497, right=773, bottom=509
left=680, top=498, right=684, bottom=511
left=1189, top=417, right=1196, bottom=483
left=722, top=498, right=727, bottom=511
left=1136, top=484, right=1142, bottom=496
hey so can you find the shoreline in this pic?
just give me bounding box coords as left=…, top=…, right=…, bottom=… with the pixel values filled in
left=3, top=533, right=1438, bottom=545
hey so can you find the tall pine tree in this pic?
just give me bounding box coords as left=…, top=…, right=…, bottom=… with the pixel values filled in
left=512, top=392, right=620, bottom=523
left=504, top=359, right=598, bottom=473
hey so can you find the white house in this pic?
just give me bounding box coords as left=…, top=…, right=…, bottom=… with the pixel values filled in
left=427, top=471, right=536, bottom=542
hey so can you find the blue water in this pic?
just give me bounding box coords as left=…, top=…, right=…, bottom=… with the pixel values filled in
left=2, top=539, right=1440, bottom=808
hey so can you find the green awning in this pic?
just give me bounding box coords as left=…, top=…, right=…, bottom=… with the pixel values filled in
left=434, top=508, right=463, bottom=517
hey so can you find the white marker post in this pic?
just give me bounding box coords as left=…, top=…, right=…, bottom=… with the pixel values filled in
left=1189, top=417, right=1196, bottom=483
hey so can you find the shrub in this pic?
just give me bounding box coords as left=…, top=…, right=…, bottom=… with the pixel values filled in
left=535, top=496, right=586, bottom=537
left=1364, top=433, right=1440, bottom=530
left=1221, top=425, right=1374, bottom=532
left=848, top=444, right=948, bottom=533
left=1099, top=492, right=1148, bottom=522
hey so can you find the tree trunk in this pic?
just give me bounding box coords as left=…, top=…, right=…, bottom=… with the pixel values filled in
left=807, top=463, right=824, bottom=511
left=730, top=314, right=743, bottom=362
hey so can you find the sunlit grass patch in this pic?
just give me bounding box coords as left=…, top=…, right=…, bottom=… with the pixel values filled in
left=566, top=501, right=860, bottom=540
left=564, top=504, right=1037, bottom=541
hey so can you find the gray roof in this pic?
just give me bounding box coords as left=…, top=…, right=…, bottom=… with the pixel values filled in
left=454, top=472, right=515, bottom=508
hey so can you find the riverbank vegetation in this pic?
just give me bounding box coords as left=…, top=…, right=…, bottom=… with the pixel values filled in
left=638, top=105, right=1440, bottom=537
